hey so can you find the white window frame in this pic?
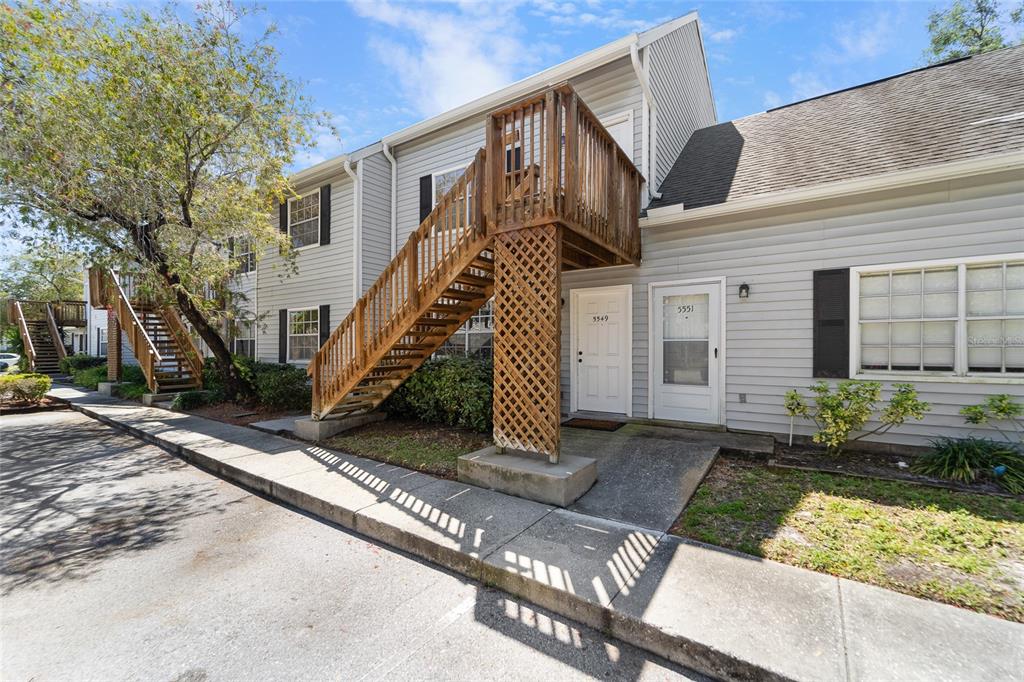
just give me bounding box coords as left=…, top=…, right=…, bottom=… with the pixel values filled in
left=235, top=238, right=256, bottom=274
left=599, top=109, right=634, bottom=159
left=286, top=307, right=319, bottom=364
left=850, top=252, right=1024, bottom=384
left=431, top=165, right=468, bottom=207
left=288, top=189, right=320, bottom=251
left=233, top=318, right=256, bottom=358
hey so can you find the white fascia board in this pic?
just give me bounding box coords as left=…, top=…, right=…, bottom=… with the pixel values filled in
left=288, top=142, right=382, bottom=189
left=641, top=151, right=1024, bottom=228
left=636, top=11, right=698, bottom=48
left=382, top=35, right=638, bottom=147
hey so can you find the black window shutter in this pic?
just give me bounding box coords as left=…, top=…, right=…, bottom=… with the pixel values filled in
left=318, top=304, right=330, bottom=348
left=813, top=268, right=850, bottom=378
left=279, top=202, right=288, bottom=234
left=419, top=174, right=432, bottom=222
left=278, top=309, right=287, bottom=364
left=505, top=146, right=522, bottom=172
left=319, top=184, right=331, bottom=245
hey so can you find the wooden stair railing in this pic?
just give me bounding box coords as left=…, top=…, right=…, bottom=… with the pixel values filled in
left=310, top=148, right=493, bottom=419
left=90, top=269, right=205, bottom=393
left=10, top=300, right=37, bottom=370
left=45, top=303, right=68, bottom=363
left=107, top=272, right=163, bottom=391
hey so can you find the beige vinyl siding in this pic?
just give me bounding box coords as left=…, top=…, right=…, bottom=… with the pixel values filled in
left=648, top=21, right=716, bottom=189
left=560, top=169, right=1024, bottom=446
left=360, top=151, right=394, bottom=291
left=392, top=56, right=645, bottom=243
left=255, top=172, right=354, bottom=364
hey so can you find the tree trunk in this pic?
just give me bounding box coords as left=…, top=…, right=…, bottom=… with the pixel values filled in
left=169, top=285, right=255, bottom=400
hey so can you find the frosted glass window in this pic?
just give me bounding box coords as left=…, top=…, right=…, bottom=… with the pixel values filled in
left=663, top=294, right=709, bottom=386
left=857, top=259, right=1021, bottom=375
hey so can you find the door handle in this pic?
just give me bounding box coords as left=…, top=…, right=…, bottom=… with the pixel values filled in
left=714, top=347, right=718, bottom=359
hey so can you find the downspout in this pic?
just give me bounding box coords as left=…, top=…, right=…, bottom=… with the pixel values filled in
left=381, top=141, right=398, bottom=258
left=343, top=159, right=362, bottom=307
left=630, top=42, right=661, bottom=200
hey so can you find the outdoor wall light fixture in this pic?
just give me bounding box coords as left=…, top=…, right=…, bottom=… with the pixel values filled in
left=738, top=283, right=750, bottom=299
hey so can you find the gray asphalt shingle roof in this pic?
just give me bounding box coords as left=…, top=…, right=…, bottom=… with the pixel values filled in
left=650, top=45, right=1024, bottom=211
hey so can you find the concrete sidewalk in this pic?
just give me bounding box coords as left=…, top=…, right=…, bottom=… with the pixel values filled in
left=49, top=387, right=1024, bottom=682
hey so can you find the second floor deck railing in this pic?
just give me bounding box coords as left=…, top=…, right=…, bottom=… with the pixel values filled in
left=484, top=82, right=643, bottom=265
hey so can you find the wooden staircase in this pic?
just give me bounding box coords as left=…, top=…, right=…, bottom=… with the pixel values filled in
left=311, top=82, right=644, bottom=462
left=310, top=149, right=497, bottom=419
left=7, top=299, right=68, bottom=375
left=89, top=270, right=204, bottom=394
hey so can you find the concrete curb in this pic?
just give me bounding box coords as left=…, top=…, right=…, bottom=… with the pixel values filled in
left=56, top=395, right=782, bottom=682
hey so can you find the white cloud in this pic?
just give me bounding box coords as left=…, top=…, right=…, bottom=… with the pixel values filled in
left=293, top=113, right=349, bottom=168
left=762, top=90, right=782, bottom=109
left=708, top=28, right=738, bottom=43
left=350, top=0, right=543, bottom=117
left=830, top=11, right=895, bottom=62
left=788, top=71, right=829, bottom=101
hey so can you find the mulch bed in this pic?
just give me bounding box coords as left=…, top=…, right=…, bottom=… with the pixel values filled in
left=0, top=398, right=71, bottom=416
left=182, top=401, right=302, bottom=426
left=724, top=442, right=1013, bottom=497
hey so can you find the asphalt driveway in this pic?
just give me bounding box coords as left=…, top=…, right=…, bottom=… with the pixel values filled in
left=0, top=410, right=704, bottom=681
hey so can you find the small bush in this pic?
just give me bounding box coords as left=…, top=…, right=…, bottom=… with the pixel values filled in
left=59, top=353, right=105, bottom=374
left=171, top=390, right=211, bottom=411
left=201, top=354, right=255, bottom=402
left=254, top=362, right=311, bottom=410
left=121, top=364, right=146, bottom=386
left=961, top=394, right=1023, bottom=447
left=0, top=373, right=52, bottom=404
left=785, top=381, right=930, bottom=454
left=72, top=364, right=108, bottom=390
left=114, top=383, right=148, bottom=400
left=914, top=436, right=1024, bottom=495
left=384, top=357, right=492, bottom=433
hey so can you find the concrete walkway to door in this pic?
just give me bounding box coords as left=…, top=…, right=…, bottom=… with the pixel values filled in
left=562, top=424, right=723, bottom=531
left=47, top=386, right=1024, bottom=682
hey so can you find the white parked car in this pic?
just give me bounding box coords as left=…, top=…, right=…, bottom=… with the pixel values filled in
left=0, top=353, right=21, bottom=371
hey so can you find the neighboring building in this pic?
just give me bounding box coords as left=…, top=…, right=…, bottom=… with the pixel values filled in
left=565, top=46, right=1023, bottom=446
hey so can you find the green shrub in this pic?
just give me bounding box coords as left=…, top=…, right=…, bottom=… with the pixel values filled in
left=253, top=362, right=311, bottom=410
left=914, top=436, right=1024, bottom=495
left=961, top=394, right=1023, bottom=447
left=114, top=382, right=148, bottom=400
left=200, top=354, right=255, bottom=403
left=171, top=390, right=211, bottom=411
left=785, top=381, right=930, bottom=454
left=0, top=373, right=52, bottom=404
left=121, top=364, right=146, bottom=386
left=72, top=364, right=108, bottom=390
left=384, top=357, right=492, bottom=433
left=59, top=353, right=105, bottom=374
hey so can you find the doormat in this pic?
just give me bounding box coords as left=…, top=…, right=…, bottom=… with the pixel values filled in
left=563, top=418, right=625, bottom=432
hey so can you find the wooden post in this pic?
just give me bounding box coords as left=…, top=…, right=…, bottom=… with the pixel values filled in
left=407, top=232, right=419, bottom=310
left=355, top=298, right=366, bottom=364
left=107, top=309, right=122, bottom=382
left=564, top=91, right=578, bottom=223
left=544, top=91, right=559, bottom=219
left=311, top=352, right=321, bottom=419
left=492, top=223, right=562, bottom=463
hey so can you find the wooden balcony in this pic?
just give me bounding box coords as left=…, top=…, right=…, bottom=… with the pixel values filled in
left=485, top=82, right=643, bottom=270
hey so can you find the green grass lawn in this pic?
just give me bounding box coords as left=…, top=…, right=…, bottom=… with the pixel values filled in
left=324, top=419, right=491, bottom=478
left=672, top=460, right=1024, bottom=622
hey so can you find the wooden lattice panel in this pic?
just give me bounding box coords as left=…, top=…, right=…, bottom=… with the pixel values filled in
left=492, top=223, right=562, bottom=461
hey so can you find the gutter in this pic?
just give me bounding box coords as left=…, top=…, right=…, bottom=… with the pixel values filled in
left=629, top=43, right=661, bottom=201
left=381, top=141, right=398, bottom=258
left=343, top=160, right=362, bottom=306
left=641, top=151, right=1024, bottom=228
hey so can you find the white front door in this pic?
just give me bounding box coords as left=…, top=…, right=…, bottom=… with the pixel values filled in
left=652, top=282, right=722, bottom=424
left=574, top=286, right=630, bottom=414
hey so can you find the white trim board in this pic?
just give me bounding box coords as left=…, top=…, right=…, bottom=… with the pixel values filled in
left=569, top=284, right=633, bottom=417
left=647, top=276, right=727, bottom=424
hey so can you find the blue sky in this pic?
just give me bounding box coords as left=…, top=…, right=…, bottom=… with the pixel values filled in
left=241, top=0, right=973, bottom=167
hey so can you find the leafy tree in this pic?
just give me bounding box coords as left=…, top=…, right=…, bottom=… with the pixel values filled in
left=0, top=234, right=84, bottom=302
left=0, top=0, right=324, bottom=398
left=925, top=0, right=1024, bottom=63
